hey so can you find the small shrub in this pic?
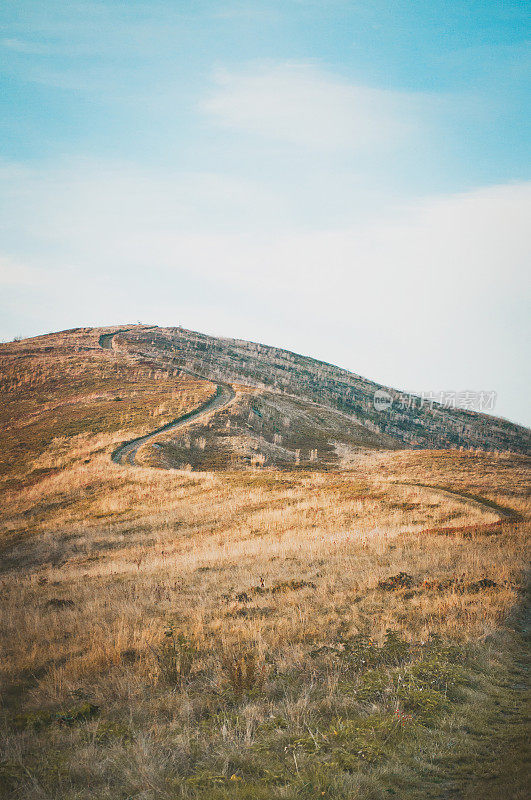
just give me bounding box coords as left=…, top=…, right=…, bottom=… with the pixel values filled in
left=421, top=577, right=458, bottom=592
left=45, top=598, right=75, bottom=609
left=13, top=709, right=53, bottom=731
left=92, top=720, right=134, bottom=744
left=120, top=647, right=139, bottom=665
left=409, top=658, right=466, bottom=696
left=14, top=702, right=100, bottom=730
left=235, top=579, right=315, bottom=602
left=396, top=682, right=449, bottom=721
left=468, top=578, right=498, bottom=592
left=377, top=572, right=414, bottom=590
left=221, top=649, right=265, bottom=696
left=316, top=714, right=403, bottom=768
left=56, top=701, right=100, bottom=725
left=342, top=630, right=412, bottom=671
left=269, top=579, right=316, bottom=594
left=342, top=634, right=380, bottom=670
left=379, top=630, right=412, bottom=666
left=422, top=633, right=470, bottom=665
left=154, top=624, right=197, bottom=686
left=356, top=669, right=388, bottom=703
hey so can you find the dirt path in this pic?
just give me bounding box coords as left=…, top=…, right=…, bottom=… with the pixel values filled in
left=99, top=331, right=525, bottom=522
left=100, top=329, right=236, bottom=466
left=394, top=480, right=523, bottom=524
left=111, top=384, right=235, bottom=465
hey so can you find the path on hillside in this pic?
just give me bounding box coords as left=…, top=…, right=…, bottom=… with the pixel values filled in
left=394, top=481, right=523, bottom=523
left=99, top=330, right=524, bottom=525
left=99, top=329, right=236, bottom=466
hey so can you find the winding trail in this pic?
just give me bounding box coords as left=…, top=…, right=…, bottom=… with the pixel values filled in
left=98, top=330, right=131, bottom=349
left=99, top=329, right=236, bottom=466
left=393, top=480, right=523, bottom=529
left=98, top=328, right=527, bottom=798
left=99, top=330, right=523, bottom=528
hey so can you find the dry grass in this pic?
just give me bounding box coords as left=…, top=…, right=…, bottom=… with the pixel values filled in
left=0, top=326, right=214, bottom=531
left=0, top=328, right=529, bottom=799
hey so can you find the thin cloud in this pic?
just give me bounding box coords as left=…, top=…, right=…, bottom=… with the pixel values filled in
left=202, top=62, right=423, bottom=151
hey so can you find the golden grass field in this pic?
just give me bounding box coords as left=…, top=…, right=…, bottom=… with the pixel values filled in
left=0, top=328, right=529, bottom=799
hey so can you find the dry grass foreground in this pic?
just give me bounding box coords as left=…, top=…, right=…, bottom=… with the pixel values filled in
left=0, top=329, right=529, bottom=799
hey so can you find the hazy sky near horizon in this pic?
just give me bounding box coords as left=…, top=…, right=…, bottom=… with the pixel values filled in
left=1, top=1, right=530, bottom=425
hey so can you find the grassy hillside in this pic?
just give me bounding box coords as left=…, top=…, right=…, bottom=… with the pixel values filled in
left=0, top=327, right=214, bottom=531
left=0, top=327, right=529, bottom=799
left=119, top=325, right=530, bottom=454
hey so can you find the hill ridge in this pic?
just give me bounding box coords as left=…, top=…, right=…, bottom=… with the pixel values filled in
left=104, top=324, right=529, bottom=455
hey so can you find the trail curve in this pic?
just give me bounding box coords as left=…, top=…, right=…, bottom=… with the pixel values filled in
left=393, top=481, right=523, bottom=525
left=99, top=329, right=236, bottom=466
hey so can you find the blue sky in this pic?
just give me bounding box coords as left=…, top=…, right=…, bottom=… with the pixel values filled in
left=1, top=1, right=530, bottom=425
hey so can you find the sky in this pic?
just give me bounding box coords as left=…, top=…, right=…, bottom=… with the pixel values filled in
left=1, top=0, right=530, bottom=426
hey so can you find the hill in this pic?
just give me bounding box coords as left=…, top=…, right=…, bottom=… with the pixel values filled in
left=0, top=325, right=529, bottom=800
left=100, top=325, right=530, bottom=466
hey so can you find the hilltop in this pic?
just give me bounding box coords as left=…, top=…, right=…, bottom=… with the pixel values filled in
left=110, top=325, right=530, bottom=454
left=6, top=324, right=527, bottom=476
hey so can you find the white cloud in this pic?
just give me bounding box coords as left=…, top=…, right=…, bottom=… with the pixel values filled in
left=202, top=62, right=421, bottom=150
left=2, top=160, right=528, bottom=303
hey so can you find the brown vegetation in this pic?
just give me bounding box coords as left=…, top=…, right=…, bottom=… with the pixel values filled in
left=0, top=327, right=529, bottom=799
